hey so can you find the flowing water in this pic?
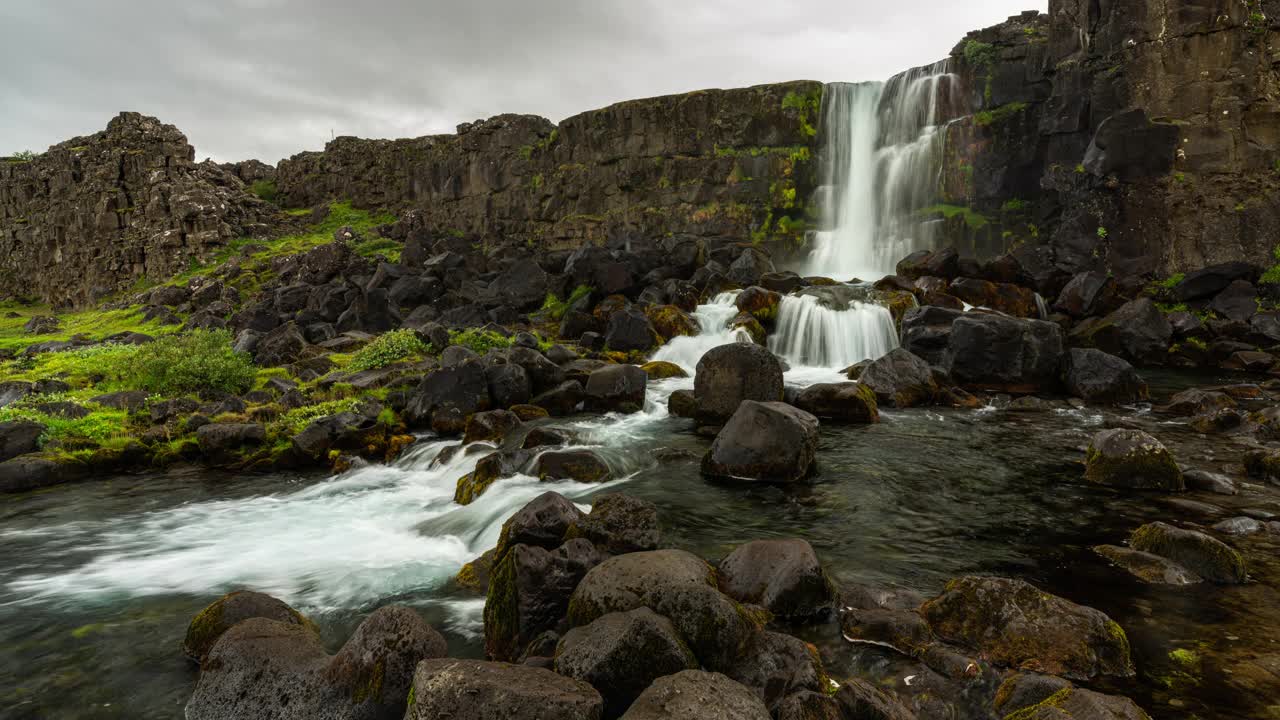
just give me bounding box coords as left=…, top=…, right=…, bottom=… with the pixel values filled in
left=801, top=63, right=960, bottom=281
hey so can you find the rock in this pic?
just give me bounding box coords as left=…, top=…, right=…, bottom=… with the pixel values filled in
left=839, top=607, right=934, bottom=656
left=455, top=449, right=533, bottom=505
left=555, top=608, right=698, bottom=717
left=1092, top=545, right=1202, bottom=585
left=485, top=539, right=604, bottom=661
left=858, top=348, right=939, bottom=407
left=498, top=492, right=585, bottom=553
left=735, top=286, right=781, bottom=324
left=0, top=420, right=44, bottom=462
left=901, top=306, right=964, bottom=365
left=948, top=277, right=1038, bottom=317
left=439, top=345, right=479, bottom=368
left=668, top=389, right=697, bottom=418
left=724, top=631, right=828, bottom=709
left=619, top=670, right=770, bottom=720
left=717, top=539, right=835, bottom=619
left=568, top=550, right=759, bottom=671
left=1061, top=349, right=1148, bottom=404
left=605, top=308, right=657, bottom=352
left=497, top=261, right=550, bottom=310
left=90, top=390, right=150, bottom=410
left=508, top=347, right=566, bottom=394
left=1209, top=280, right=1259, bottom=322
left=24, top=315, right=60, bottom=334
left=0, top=381, right=33, bottom=408
left=702, top=401, right=819, bottom=483
left=290, top=412, right=382, bottom=462
left=1128, top=521, right=1247, bottom=584
left=944, top=313, right=1064, bottom=393
left=1244, top=449, right=1280, bottom=483
left=646, top=305, right=699, bottom=341
left=772, top=691, right=839, bottom=720
left=568, top=494, right=661, bottom=555
left=523, top=426, right=570, bottom=448
left=186, top=605, right=446, bottom=720
left=920, top=576, right=1133, bottom=680
left=693, top=343, right=784, bottom=422
left=1084, top=429, right=1184, bottom=491
left=1054, top=271, right=1117, bottom=318
left=196, top=423, right=266, bottom=465
left=791, top=382, right=879, bottom=423
left=463, top=409, right=522, bottom=445
left=535, top=450, right=611, bottom=483
left=1183, top=469, right=1238, bottom=495
left=1174, top=262, right=1259, bottom=302
left=640, top=360, right=688, bottom=379
left=404, top=360, right=491, bottom=433
left=584, top=365, right=648, bottom=414
left=533, top=380, right=586, bottom=417
left=1075, top=298, right=1172, bottom=365
left=996, top=684, right=1153, bottom=719
left=1163, top=389, right=1235, bottom=416
left=830, top=680, right=917, bottom=720
left=1213, top=517, right=1264, bottom=536
left=1223, top=350, right=1275, bottom=372
left=406, top=659, right=602, bottom=720
left=485, top=363, right=532, bottom=408
left=182, top=590, right=315, bottom=664
left=897, top=247, right=960, bottom=280
left=254, top=321, right=310, bottom=367
left=0, top=454, right=86, bottom=493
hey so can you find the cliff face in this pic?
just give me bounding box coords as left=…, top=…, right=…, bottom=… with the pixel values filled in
left=935, top=0, right=1280, bottom=290
left=275, top=81, right=823, bottom=250
left=0, top=113, right=276, bottom=308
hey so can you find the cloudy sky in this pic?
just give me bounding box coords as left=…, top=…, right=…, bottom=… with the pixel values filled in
left=2, top=0, right=1043, bottom=164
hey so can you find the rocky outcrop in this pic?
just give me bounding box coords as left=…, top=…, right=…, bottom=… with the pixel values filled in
left=0, top=113, right=276, bottom=307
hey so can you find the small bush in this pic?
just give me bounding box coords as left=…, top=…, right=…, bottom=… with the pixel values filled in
left=128, top=330, right=256, bottom=395
left=448, top=328, right=515, bottom=355
left=540, top=284, right=593, bottom=322
left=275, top=399, right=360, bottom=435
left=8, top=150, right=37, bottom=162
left=249, top=179, right=278, bottom=204
left=963, top=40, right=997, bottom=68
left=347, top=329, right=428, bottom=372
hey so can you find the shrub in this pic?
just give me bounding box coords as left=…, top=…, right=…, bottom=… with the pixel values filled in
left=128, top=330, right=256, bottom=395
left=448, top=328, right=515, bottom=355
left=540, top=284, right=593, bottom=321
left=963, top=40, right=997, bottom=68
left=347, top=329, right=429, bottom=372
left=249, top=179, right=278, bottom=204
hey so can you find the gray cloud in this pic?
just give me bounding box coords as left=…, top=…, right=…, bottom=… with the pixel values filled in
left=0, top=0, right=1043, bottom=163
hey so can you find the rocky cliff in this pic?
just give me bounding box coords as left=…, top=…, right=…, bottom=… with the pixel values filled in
left=0, top=113, right=277, bottom=308
left=275, top=82, right=822, bottom=250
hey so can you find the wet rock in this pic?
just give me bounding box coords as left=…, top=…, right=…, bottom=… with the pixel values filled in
left=832, top=679, right=917, bottom=720
left=1244, top=448, right=1280, bottom=483
left=1213, top=517, right=1264, bottom=536
left=291, top=412, right=382, bottom=462
left=187, top=605, right=446, bottom=720
left=1174, top=262, right=1259, bottom=302
left=508, top=346, right=567, bottom=394
left=485, top=363, right=532, bottom=408
left=1061, top=349, right=1148, bottom=405
left=182, top=590, right=315, bottom=664
left=568, top=494, right=661, bottom=555
left=1129, top=521, right=1247, bottom=584
left=646, top=305, right=699, bottom=341
left=735, top=286, right=781, bottom=324
left=1210, top=280, right=1259, bottom=323
left=944, top=313, right=1064, bottom=393
left=584, top=364, right=648, bottom=414
left=406, top=659, right=602, bottom=720
left=897, top=247, right=960, bottom=281
left=196, top=423, right=266, bottom=465
left=725, top=631, right=828, bottom=708
left=1084, top=429, right=1184, bottom=491
left=1074, top=298, right=1172, bottom=365
left=0, top=420, right=44, bottom=462
left=900, top=306, right=963, bottom=365
left=773, top=691, right=840, bottom=720
left=485, top=539, right=604, bottom=661
left=1223, top=350, right=1275, bottom=372
left=523, top=426, right=570, bottom=449
left=1183, top=469, right=1238, bottom=495
left=0, top=454, right=87, bottom=493
left=535, top=450, right=611, bottom=483
left=859, top=348, right=939, bottom=408
left=996, top=684, right=1151, bottom=719
left=463, top=409, right=522, bottom=445
left=403, top=360, right=491, bottom=433
left=498, top=492, right=584, bottom=553
left=1092, top=545, right=1202, bottom=585
left=948, top=277, right=1038, bottom=317
left=1164, top=389, right=1236, bottom=416
left=1054, top=271, right=1118, bottom=318
left=717, top=539, right=835, bottom=619
left=839, top=606, right=934, bottom=656
left=555, top=607, right=698, bottom=718
left=920, top=576, right=1133, bottom=680
left=640, top=360, right=687, bottom=379
left=568, top=549, right=759, bottom=671
left=619, top=670, right=770, bottom=720
left=668, top=389, right=697, bottom=418
left=693, top=342, right=784, bottom=422
left=791, top=382, right=879, bottom=423
left=605, top=308, right=657, bottom=352
left=702, top=401, right=819, bottom=484
left=455, top=449, right=533, bottom=505
left=533, top=380, right=586, bottom=417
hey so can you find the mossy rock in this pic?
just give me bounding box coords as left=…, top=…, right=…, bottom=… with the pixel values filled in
left=735, top=286, right=781, bottom=325
left=640, top=360, right=689, bottom=379
left=730, top=311, right=767, bottom=345
left=1129, top=521, right=1247, bottom=584
left=509, top=404, right=550, bottom=421
left=1002, top=685, right=1153, bottom=719
left=1084, top=429, right=1183, bottom=491
left=182, top=590, right=316, bottom=664
left=455, top=548, right=498, bottom=594
left=645, top=304, right=699, bottom=341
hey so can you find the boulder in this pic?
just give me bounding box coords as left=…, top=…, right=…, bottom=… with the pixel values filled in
left=920, top=576, right=1133, bottom=680
left=1209, top=280, right=1259, bottom=322
left=948, top=277, right=1038, bottom=317
left=406, top=659, right=602, bottom=720
left=646, top=305, right=699, bottom=341
left=1092, top=545, right=1202, bottom=585
left=605, top=309, right=657, bottom=352
left=186, top=606, right=446, bottom=720
left=901, top=306, right=965, bottom=365
left=1183, top=469, right=1238, bottom=495
left=897, top=247, right=960, bottom=280
left=182, top=590, right=315, bottom=664
left=838, top=606, right=934, bottom=656
left=568, top=494, right=661, bottom=555
left=584, top=365, right=648, bottom=414
left=568, top=550, right=759, bottom=671
left=0, top=454, right=87, bottom=493
left=724, top=631, right=828, bottom=709
left=1174, top=262, right=1259, bottom=302
left=640, top=360, right=688, bottom=379
left=463, top=409, right=522, bottom=445
left=403, top=360, right=491, bottom=433
left=535, top=450, right=611, bottom=483
left=555, top=608, right=698, bottom=718
left=693, top=343, right=784, bottom=423
left=533, top=380, right=586, bottom=417
left=997, top=683, right=1153, bottom=719
left=1163, top=389, right=1235, bottom=416
left=716, top=539, right=835, bottom=619
left=944, top=313, right=1064, bottom=393
left=196, top=423, right=266, bottom=465
left=832, top=680, right=917, bottom=720
left=508, top=346, right=567, bottom=394
left=255, top=321, right=309, bottom=367
left=485, top=539, right=604, bottom=661
left=735, top=286, right=781, bottom=324
left=668, top=389, right=698, bottom=418
left=1084, top=429, right=1183, bottom=491
left=498, top=491, right=585, bottom=553
left=1061, top=349, right=1148, bottom=405
left=485, top=363, right=532, bottom=408
left=791, top=382, right=879, bottom=423
left=1128, top=522, right=1247, bottom=584
left=858, top=348, right=939, bottom=408
left=0, top=420, right=44, bottom=462
left=1054, top=271, right=1117, bottom=318
left=702, top=401, right=819, bottom=483
left=619, top=671, right=770, bottom=720
left=1074, top=298, right=1172, bottom=365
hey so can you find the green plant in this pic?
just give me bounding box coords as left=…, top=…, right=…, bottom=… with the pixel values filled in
left=1260, top=244, right=1280, bottom=285
left=347, top=329, right=429, bottom=372
left=1172, top=172, right=1187, bottom=184
left=962, top=40, right=998, bottom=68
left=8, top=150, right=37, bottom=162
left=918, top=204, right=990, bottom=231
left=974, top=102, right=1028, bottom=126
left=1001, top=198, right=1028, bottom=212
left=448, top=328, right=515, bottom=355
left=249, top=179, right=279, bottom=204
left=1097, top=226, right=1108, bottom=239
left=1075, top=163, right=1086, bottom=174
left=781, top=88, right=821, bottom=138
left=540, top=284, right=593, bottom=322
left=275, top=399, right=361, bottom=436
left=127, top=330, right=257, bottom=395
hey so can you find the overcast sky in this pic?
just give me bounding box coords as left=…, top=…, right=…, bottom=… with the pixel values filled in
left=1, top=1, right=1044, bottom=164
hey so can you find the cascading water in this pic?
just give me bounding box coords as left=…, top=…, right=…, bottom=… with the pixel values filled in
left=768, top=293, right=899, bottom=369
left=800, top=62, right=960, bottom=281
left=649, top=292, right=753, bottom=373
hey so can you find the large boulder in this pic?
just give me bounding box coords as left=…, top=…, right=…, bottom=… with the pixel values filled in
left=791, top=382, right=879, bottom=423
left=186, top=606, right=446, bottom=720
left=994, top=674, right=1150, bottom=720
left=605, top=309, right=657, bottom=352
left=555, top=608, right=698, bottom=718
left=463, top=409, right=522, bottom=445
left=858, top=348, right=939, bottom=408
left=1209, top=280, right=1259, bottom=322
left=484, top=539, right=604, bottom=661
left=1084, top=429, right=1184, bottom=491
left=948, top=277, right=1038, bottom=317
left=406, top=659, right=602, bottom=720
left=1054, top=271, right=1117, bottom=318
left=832, top=680, right=918, bottom=720
left=486, top=363, right=532, bottom=409
left=943, top=313, right=1064, bottom=393
left=1129, top=522, right=1247, bottom=584
left=535, top=450, right=611, bottom=483
left=619, top=670, right=770, bottom=720
left=725, top=631, right=829, bottom=710
left=508, top=346, right=566, bottom=394
left=716, top=539, right=835, bottom=620
left=255, top=321, right=309, bottom=367
left=702, top=401, right=819, bottom=484
left=403, top=360, right=491, bottom=433
left=693, top=343, right=784, bottom=423
left=1092, top=545, right=1202, bottom=585
left=568, top=550, right=760, bottom=671
left=568, top=494, right=661, bottom=555
left=196, top=423, right=266, bottom=465
left=0, top=420, right=44, bottom=462
left=1174, top=261, right=1259, bottom=302
left=497, top=491, right=585, bottom=553
left=900, top=306, right=964, bottom=366
left=584, top=365, right=648, bottom=414
left=1074, top=298, right=1172, bottom=365
left=1061, top=349, right=1148, bottom=405
left=533, top=380, right=586, bottom=417
left=182, top=590, right=315, bottom=664
left=920, top=576, right=1133, bottom=680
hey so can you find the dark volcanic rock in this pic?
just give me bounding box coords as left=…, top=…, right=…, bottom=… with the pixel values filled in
left=0, top=420, right=44, bottom=462
left=693, top=343, right=784, bottom=422
left=1175, top=262, right=1260, bottom=302
left=484, top=538, right=604, bottom=661
left=569, top=494, right=661, bottom=555
left=1061, top=349, right=1148, bottom=404
left=196, top=423, right=266, bottom=465
left=619, top=670, right=769, bottom=720
left=406, top=659, right=602, bottom=720
left=584, top=364, right=648, bottom=414
left=791, top=382, right=879, bottom=423
left=1129, top=521, right=1247, bottom=584
left=702, top=401, right=819, bottom=483
left=858, top=348, right=940, bottom=408
left=182, top=590, right=314, bottom=664
left=1074, top=298, right=1172, bottom=365
left=1084, top=429, right=1183, bottom=491
left=944, top=313, right=1064, bottom=393
left=717, top=539, right=835, bottom=619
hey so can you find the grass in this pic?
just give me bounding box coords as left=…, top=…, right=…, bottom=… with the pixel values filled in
left=249, top=179, right=278, bottom=204
left=347, top=329, right=429, bottom=372
left=539, top=285, right=594, bottom=322
left=918, top=204, right=989, bottom=231
left=274, top=399, right=362, bottom=436
left=0, top=398, right=133, bottom=450
left=974, top=102, right=1028, bottom=127
left=0, top=303, right=178, bottom=356
left=963, top=40, right=997, bottom=68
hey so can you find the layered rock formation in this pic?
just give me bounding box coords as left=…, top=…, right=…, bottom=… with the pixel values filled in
left=275, top=82, right=822, bottom=250
left=0, top=113, right=277, bottom=308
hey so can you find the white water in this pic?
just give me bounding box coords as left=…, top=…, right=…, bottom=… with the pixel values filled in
left=768, top=294, right=899, bottom=369
left=650, top=292, right=753, bottom=373
left=801, top=62, right=960, bottom=281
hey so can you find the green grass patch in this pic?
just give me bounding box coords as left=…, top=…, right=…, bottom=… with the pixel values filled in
left=918, top=204, right=990, bottom=231
left=249, top=179, right=278, bottom=205
left=0, top=399, right=133, bottom=449
left=539, top=285, right=593, bottom=322
left=963, top=40, right=997, bottom=67
left=347, top=329, right=429, bottom=372
left=447, top=328, right=516, bottom=355
left=974, top=102, right=1028, bottom=126
left=0, top=303, right=178, bottom=356
left=274, top=399, right=362, bottom=436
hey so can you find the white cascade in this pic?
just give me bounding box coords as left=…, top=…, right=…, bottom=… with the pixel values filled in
left=768, top=293, right=899, bottom=370
left=649, top=292, right=752, bottom=373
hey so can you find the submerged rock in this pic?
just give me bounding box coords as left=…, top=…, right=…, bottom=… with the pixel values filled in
left=1084, top=429, right=1184, bottom=491
left=619, top=670, right=770, bottom=720
left=1128, top=522, right=1247, bottom=584
left=920, top=576, right=1133, bottom=680
left=407, top=659, right=602, bottom=720
left=702, top=401, right=819, bottom=483
left=1092, top=545, right=1202, bottom=585
left=717, top=539, right=835, bottom=620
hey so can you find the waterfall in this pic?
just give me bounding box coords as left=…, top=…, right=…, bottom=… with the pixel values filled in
left=768, top=292, right=899, bottom=369
left=800, top=61, right=960, bottom=281
left=650, top=292, right=752, bottom=373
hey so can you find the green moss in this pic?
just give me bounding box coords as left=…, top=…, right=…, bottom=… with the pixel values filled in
left=975, top=102, right=1028, bottom=126
left=406, top=684, right=415, bottom=709
left=1169, top=648, right=1199, bottom=667
left=1003, top=687, right=1074, bottom=720
left=350, top=657, right=386, bottom=704
left=963, top=40, right=998, bottom=67
left=781, top=87, right=822, bottom=138
left=448, top=328, right=515, bottom=355
left=347, top=329, right=429, bottom=372
left=482, top=549, right=521, bottom=660
left=249, top=179, right=278, bottom=204
left=918, top=204, right=990, bottom=230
